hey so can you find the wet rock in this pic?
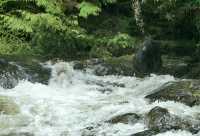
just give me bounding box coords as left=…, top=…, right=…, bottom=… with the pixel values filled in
left=160, top=56, right=191, bottom=78
left=97, top=88, right=113, bottom=93
left=81, top=124, right=101, bottom=136
left=73, top=55, right=135, bottom=76
left=133, top=37, right=162, bottom=76
left=86, top=80, right=125, bottom=88
left=132, top=106, right=200, bottom=136
left=107, top=113, right=140, bottom=124
left=0, top=96, right=20, bottom=115
left=0, top=56, right=51, bottom=88
left=18, top=61, right=51, bottom=85
left=146, top=106, right=171, bottom=130
left=146, top=106, right=199, bottom=134
left=97, top=55, right=135, bottom=76
left=0, top=59, right=24, bottom=89
left=145, top=80, right=200, bottom=107
left=185, top=63, right=200, bottom=79
left=130, top=129, right=159, bottom=136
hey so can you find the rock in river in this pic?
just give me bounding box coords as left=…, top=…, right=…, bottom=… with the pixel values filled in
left=0, top=57, right=51, bottom=89
left=145, top=80, right=200, bottom=107
left=107, top=113, right=140, bottom=124
left=131, top=106, right=200, bottom=136
left=0, top=96, right=20, bottom=115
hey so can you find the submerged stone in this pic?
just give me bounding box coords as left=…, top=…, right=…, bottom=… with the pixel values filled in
left=0, top=133, right=34, bottom=136
left=0, top=96, right=20, bottom=115
left=145, top=80, right=200, bottom=106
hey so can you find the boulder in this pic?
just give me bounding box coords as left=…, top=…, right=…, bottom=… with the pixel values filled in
left=133, top=37, right=162, bottom=76
left=0, top=56, right=51, bottom=88
left=146, top=106, right=199, bottom=133
left=145, top=80, right=200, bottom=107
left=131, top=106, right=200, bottom=136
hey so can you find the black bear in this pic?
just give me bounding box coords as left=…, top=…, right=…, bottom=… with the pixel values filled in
left=134, top=37, right=162, bottom=76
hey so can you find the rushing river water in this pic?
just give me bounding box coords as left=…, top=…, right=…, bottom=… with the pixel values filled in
left=0, top=61, right=200, bottom=136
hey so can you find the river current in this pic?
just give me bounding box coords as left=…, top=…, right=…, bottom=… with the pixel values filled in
left=0, top=61, right=199, bottom=136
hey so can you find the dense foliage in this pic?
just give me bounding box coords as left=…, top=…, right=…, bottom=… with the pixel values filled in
left=0, top=0, right=199, bottom=59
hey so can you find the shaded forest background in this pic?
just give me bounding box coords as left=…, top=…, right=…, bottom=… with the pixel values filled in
left=0, top=0, right=199, bottom=60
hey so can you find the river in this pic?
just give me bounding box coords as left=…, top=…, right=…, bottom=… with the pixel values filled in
left=0, top=61, right=199, bottom=136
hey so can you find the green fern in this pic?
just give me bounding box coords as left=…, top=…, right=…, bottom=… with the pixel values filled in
left=78, top=2, right=101, bottom=18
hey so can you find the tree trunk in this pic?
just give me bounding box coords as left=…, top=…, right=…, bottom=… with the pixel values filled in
left=132, top=0, right=145, bottom=35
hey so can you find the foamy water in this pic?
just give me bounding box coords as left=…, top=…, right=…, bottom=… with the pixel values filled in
left=0, top=61, right=199, bottom=136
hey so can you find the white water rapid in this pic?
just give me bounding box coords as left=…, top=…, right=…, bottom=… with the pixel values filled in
left=0, top=61, right=200, bottom=136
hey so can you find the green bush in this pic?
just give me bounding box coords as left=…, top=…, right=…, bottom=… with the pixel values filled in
left=31, top=18, right=94, bottom=59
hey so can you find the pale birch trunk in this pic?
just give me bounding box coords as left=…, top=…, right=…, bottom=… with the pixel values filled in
left=132, top=0, right=145, bottom=35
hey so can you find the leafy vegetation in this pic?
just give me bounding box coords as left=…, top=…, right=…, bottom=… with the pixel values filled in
left=0, top=0, right=199, bottom=60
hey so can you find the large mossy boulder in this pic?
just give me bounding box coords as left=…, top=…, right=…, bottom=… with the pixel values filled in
left=145, top=80, right=200, bottom=107
left=133, top=37, right=162, bottom=77
left=0, top=96, right=20, bottom=115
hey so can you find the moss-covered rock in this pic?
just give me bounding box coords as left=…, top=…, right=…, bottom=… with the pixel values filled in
left=0, top=96, right=20, bottom=115
left=74, top=55, right=135, bottom=76
left=145, top=80, right=200, bottom=107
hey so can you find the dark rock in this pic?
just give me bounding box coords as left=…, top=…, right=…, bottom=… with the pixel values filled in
left=130, top=129, right=159, bottom=136
left=0, top=57, right=51, bottom=89
left=145, top=80, right=200, bottom=107
left=133, top=37, right=162, bottom=76
left=146, top=106, right=171, bottom=131
left=146, top=106, right=200, bottom=134
left=97, top=88, right=113, bottom=93
left=160, top=55, right=191, bottom=78
left=0, top=61, right=24, bottom=89
left=132, top=106, right=200, bottom=136
left=107, top=113, right=140, bottom=124
left=86, top=80, right=125, bottom=88
left=185, top=63, right=200, bottom=79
